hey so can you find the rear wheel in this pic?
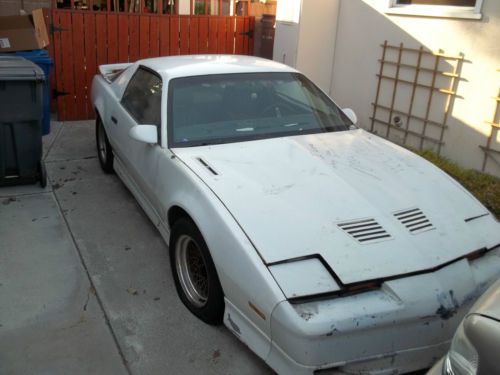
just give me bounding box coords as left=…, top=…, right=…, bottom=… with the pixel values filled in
left=170, top=218, right=225, bottom=325
left=96, top=115, right=114, bottom=173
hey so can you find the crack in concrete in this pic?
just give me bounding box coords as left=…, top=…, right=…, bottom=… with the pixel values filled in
left=50, top=159, right=133, bottom=375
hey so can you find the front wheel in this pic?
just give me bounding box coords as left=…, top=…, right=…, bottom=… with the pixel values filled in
left=170, top=218, right=225, bottom=325
left=96, top=115, right=114, bottom=174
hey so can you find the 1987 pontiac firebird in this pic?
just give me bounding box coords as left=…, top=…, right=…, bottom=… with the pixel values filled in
left=92, top=55, right=500, bottom=374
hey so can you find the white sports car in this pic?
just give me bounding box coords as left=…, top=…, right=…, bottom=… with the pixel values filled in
left=91, top=55, right=500, bottom=374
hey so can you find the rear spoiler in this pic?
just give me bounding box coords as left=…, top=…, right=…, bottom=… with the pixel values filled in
left=98, top=63, right=132, bottom=83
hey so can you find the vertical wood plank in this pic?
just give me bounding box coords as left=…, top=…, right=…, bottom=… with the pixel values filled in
left=159, top=16, right=170, bottom=56
left=52, top=11, right=66, bottom=120
left=129, top=15, right=140, bottom=61
left=95, top=13, right=108, bottom=66
left=189, top=16, right=199, bottom=54
left=60, top=12, right=76, bottom=120
left=118, top=14, right=130, bottom=62
left=72, top=12, right=87, bottom=119
left=235, top=17, right=244, bottom=55
left=208, top=17, right=217, bottom=53
left=84, top=12, right=97, bottom=117
left=242, top=17, right=249, bottom=55
left=217, top=17, right=225, bottom=53
left=248, top=16, right=254, bottom=55
left=43, top=9, right=57, bottom=113
left=180, top=16, right=189, bottom=55
left=169, top=16, right=179, bottom=55
left=150, top=15, right=160, bottom=57
left=225, top=17, right=234, bottom=54
left=139, top=15, right=150, bottom=59
left=198, top=16, right=208, bottom=54
left=107, top=14, right=118, bottom=63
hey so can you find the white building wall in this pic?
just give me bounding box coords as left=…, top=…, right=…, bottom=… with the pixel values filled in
left=273, top=0, right=339, bottom=93
left=274, top=0, right=500, bottom=176
left=273, top=21, right=300, bottom=67
left=295, top=0, right=339, bottom=93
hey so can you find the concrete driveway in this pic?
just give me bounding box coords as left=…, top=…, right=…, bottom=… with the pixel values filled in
left=0, top=120, right=272, bottom=375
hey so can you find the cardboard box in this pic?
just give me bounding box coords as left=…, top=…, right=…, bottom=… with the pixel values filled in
left=0, top=9, right=49, bottom=52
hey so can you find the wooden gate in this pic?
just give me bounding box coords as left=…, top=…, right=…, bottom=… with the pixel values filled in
left=42, top=9, right=255, bottom=121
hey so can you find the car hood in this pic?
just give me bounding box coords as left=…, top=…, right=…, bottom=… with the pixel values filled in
left=173, top=129, right=500, bottom=284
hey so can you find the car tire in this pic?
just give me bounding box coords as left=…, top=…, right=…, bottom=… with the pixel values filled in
left=170, top=217, right=225, bottom=325
left=96, top=115, right=114, bottom=174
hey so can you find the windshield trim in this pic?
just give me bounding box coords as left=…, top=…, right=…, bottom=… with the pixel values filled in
left=167, top=72, right=352, bottom=148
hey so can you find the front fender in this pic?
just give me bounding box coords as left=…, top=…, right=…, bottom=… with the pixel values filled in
left=161, top=154, right=286, bottom=360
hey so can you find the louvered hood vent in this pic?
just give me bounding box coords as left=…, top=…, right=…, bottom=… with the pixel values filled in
left=338, top=218, right=392, bottom=244
left=394, top=208, right=434, bottom=234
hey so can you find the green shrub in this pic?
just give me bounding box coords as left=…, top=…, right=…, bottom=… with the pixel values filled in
left=414, top=150, right=500, bottom=219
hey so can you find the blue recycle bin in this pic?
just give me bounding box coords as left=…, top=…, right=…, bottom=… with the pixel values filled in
left=13, top=50, right=53, bottom=135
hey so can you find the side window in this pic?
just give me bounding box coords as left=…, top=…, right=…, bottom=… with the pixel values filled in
left=121, top=68, right=162, bottom=126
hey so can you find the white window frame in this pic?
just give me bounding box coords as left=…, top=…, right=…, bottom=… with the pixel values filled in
left=385, top=0, right=484, bottom=20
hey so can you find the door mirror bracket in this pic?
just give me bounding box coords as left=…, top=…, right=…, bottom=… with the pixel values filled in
left=129, top=125, right=158, bottom=144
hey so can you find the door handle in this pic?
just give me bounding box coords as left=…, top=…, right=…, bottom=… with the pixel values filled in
left=111, top=116, right=117, bottom=124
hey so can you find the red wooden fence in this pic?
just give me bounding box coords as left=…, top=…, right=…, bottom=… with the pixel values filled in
left=43, top=9, right=255, bottom=121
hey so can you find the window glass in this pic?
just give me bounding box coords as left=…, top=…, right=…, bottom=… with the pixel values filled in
left=168, top=72, right=352, bottom=147
left=121, top=68, right=162, bottom=126
left=396, top=0, right=475, bottom=5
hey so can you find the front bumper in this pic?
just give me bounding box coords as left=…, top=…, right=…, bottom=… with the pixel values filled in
left=426, top=357, right=444, bottom=375
left=267, top=248, right=500, bottom=374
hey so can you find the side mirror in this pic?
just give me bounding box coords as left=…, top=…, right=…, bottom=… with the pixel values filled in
left=342, top=108, right=357, bottom=125
left=129, top=125, right=158, bottom=144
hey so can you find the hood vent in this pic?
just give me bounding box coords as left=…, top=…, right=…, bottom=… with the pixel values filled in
left=394, top=208, right=434, bottom=234
left=197, top=158, right=218, bottom=176
left=338, top=218, right=392, bottom=244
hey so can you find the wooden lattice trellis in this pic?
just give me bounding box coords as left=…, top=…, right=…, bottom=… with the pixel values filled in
left=480, top=69, right=500, bottom=172
left=370, top=41, right=464, bottom=155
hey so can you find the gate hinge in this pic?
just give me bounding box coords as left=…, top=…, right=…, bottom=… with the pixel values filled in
left=239, top=30, right=254, bottom=38
left=49, top=24, right=69, bottom=34
left=53, top=89, right=69, bottom=98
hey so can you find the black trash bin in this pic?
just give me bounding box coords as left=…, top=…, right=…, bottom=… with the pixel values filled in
left=0, top=56, right=46, bottom=187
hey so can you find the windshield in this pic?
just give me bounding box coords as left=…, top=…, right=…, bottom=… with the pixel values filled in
left=168, top=72, right=352, bottom=147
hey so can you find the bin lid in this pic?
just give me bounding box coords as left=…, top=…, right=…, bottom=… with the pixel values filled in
left=11, top=50, right=53, bottom=67
left=0, top=56, right=45, bottom=81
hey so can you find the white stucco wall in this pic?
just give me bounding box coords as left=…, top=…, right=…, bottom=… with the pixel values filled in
left=274, top=0, right=500, bottom=176
left=273, top=21, right=300, bottom=67
left=295, top=0, right=339, bottom=93
left=273, top=0, right=339, bottom=93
